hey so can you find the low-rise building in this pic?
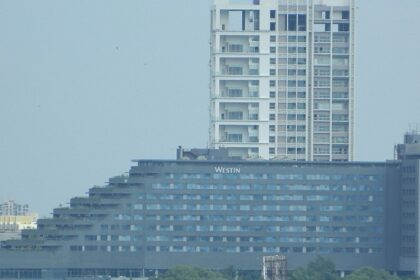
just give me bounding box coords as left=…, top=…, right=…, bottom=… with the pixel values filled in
left=0, top=203, right=37, bottom=242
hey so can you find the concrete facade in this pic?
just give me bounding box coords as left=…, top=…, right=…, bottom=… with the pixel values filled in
left=210, top=0, right=355, bottom=161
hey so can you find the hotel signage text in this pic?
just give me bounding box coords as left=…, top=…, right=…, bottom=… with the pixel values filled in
left=214, top=166, right=241, bottom=174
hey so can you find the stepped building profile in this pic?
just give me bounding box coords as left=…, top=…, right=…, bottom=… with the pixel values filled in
left=210, top=0, right=354, bottom=161
left=0, top=133, right=420, bottom=278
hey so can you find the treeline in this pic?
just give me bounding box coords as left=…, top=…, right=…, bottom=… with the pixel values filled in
left=288, top=257, right=417, bottom=280
left=156, top=257, right=420, bottom=280
left=156, top=265, right=261, bottom=280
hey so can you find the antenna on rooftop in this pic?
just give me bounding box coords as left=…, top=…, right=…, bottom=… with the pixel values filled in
left=408, top=123, right=420, bottom=135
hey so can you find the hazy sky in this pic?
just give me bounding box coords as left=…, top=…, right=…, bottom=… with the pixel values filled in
left=0, top=0, right=419, bottom=216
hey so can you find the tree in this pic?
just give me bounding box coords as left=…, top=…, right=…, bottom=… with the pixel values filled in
left=157, top=265, right=228, bottom=280
left=289, top=256, right=339, bottom=280
left=220, top=266, right=236, bottom=280
left=238, top=270, right=263, bottom=280
left=220, top=266, right=263, bottom=280
left=344, top=267, right=399, bottom=280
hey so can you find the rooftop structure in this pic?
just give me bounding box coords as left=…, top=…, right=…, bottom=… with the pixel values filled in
left=263, top=255, right=287, bottom=280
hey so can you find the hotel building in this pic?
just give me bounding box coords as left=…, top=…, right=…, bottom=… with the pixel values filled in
left=0, top=133, right=419, bottom=278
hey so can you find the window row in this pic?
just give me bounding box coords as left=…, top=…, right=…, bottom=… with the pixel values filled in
left=109, top=214, right=383, bottom=224
left=162, top=173, right=380, bottom=181
left=142, top=193, right=377, bottom=203
left=69, top=245, right=381, bottom=255
left=142, top=204, right=383, bottom=213
left=145, top=246, right=380, bottom=254
left=146, top=235, right=383, bottom=244
left=152, top=183, right=384, bottom=192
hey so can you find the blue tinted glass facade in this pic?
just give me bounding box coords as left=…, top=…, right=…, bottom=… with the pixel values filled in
left=0, top=157, right=413, bottom=278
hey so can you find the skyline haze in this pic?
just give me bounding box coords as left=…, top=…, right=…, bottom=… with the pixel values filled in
left=0, top=0, right=419, bottom=216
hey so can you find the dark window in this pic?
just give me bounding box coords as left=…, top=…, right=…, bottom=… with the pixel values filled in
left=287, top=15, right=297, bottom=31
left=270, top=22, right=276, bottom=31
left=270, top=10, right=276, bottom=19
left=298, top=15, right=306, bottom=31
left=270, top=91, right=276, bottom=98
left=325, top=23, right=331, bottom=32
left=338, top=23, right=349, bottom=32
left=297, top=148, right=305, bottom=154
left=342, top=11, right=350, bottom=20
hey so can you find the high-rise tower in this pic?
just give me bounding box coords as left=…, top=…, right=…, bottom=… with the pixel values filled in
left=210, top=0, right=354, bottom=161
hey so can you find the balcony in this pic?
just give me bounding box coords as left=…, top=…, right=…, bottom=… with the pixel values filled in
left=217, top=114, right=259, bottom=122
left=221, top=66, right=259, bottom=76
left=220, top=136, right=259, bottom=143
left=249, top=61, right=259, bottom=70
left=218, top=89, right=259, bottom=98
left=220, top=44, right=259, bottom=54
left=249, top=34, right=259, bottom=42
left=219, top=57, right=260, bottom=76
left=218, top=124, right=260, bottom=143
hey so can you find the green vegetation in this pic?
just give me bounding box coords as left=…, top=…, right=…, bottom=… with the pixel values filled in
left=290, top=257, right=420, bottom=280
left=290, top=256, right=338, bottom=280
left=345, top=267, right=399, bottom=280
left=156, top=259, right=420, bottom=280
left=156, top=265, right=262, bottom=280
left=156, top=265, right=227, bottom=280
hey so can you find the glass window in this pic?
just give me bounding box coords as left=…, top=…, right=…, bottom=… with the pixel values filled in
left=287, top=15, right=297, bottom=31
left=270, top=10, right=276, bottom=19
left=342, top=11, right=350, bottom=20
left=270, top=22, right=276, bottom=31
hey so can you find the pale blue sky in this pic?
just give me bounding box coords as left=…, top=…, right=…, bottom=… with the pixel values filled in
left=0, top=0, right=419, bottom=216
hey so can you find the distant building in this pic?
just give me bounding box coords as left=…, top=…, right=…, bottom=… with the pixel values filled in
left=210, top=0, right=355, bottom=161
left=0, top=133, right=419, bottom=278
left=0, top=200, right=29, bottom=216
left=0, top=215, right=38, bottom=231
left=0, top=215, right=38, bottom=242
left=394, top=132, right=420, bottom=273
left=263, top=255, right=287, bottom=280
left=0, top=201, right=37, bottom=242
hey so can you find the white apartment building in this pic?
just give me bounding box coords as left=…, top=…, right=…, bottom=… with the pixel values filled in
left=0, top=200, right=29, bottom=216
left=209, top=0, right=354, bottom=161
